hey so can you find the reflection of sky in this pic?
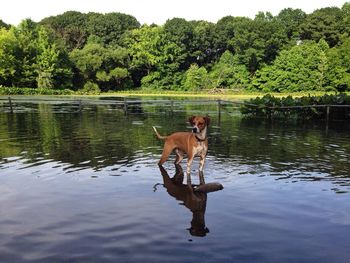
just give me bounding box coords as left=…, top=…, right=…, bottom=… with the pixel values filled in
left=1, top=148, right=350, bottom=261
left=1, top=103, right=350, bottom=261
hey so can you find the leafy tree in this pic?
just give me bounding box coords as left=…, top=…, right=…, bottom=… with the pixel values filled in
left=276, top=8, right=306, bottom=40
left=189, top=20, right=216, bottom=66
left=0, top=19, right=9, bottom=29
left=35, top=26, right=72, bottom=90
left=36, top=27, right=60, bottom=89
left=183, top=64, right=208, bottom=91
left=70, top=38, right=130, bottom=90
left=86, top=12, right=140, bottom=46
left=208, top=50, right=250, bottom=89
left=0, top=28, right=19, bottom=86
left=213, top=16, right=248, bottom=54
left=231, top=13, right=288, bottom=73
left=13, top=19, right=40, bottom=87
left=326, top=37, right=350, bottom=91
left=125, top=25, right=182, bottom=89
left=341, top=3, right=350, bottom=37
left=300, top=7, right=343, bottom=47
left=163, top=18, right=194, bottom=71
left=250, top=40, right=330, bottom=92
left=40, top=11, right=89, bottom=51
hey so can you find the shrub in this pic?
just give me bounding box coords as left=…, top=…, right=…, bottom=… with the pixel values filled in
left=0, top=86, right=73, bottom=95
left=78, top=81, right=101, bottom=94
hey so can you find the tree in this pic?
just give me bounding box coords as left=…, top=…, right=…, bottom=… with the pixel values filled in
left=163, top=18, right=194, bottom=71
left=40, top=11, right=89, bottom=51
left=70, top=38, right=130, bottom=90
left=0, top=19, right=9, bottom=29
left=276, top=8, right=306, bottom=40
left=35, top=26, right=73, bottom=90
left=189, top=20, right=216, bottom=66
left=183, top=64, right=208, bottom=91
left=231, top=13, right=288, bottom=73
left=13, top=19, right=40, bottom=87
left=125, top=25, right=182, bottom=89
left=208, top=50, right=250, bottom=89
left=341, top=3, right=350, bottom=37
left=0, top=28, right=19, bottom=86
left=213, top=16, right=248, bottom=54
left=250, top=40, right=330, bottom=92
left=300, top=7, right=343, bottom=47
left=326, top=37, right=350, bottom=91
left=36, top=27, right=60, bottom=89
left=86, top=12, right=140, bottom=46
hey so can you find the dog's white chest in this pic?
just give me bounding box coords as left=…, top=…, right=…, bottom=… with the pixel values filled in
left=194, top=142, right=207, bottom=156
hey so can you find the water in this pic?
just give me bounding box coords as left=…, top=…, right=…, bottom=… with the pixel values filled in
left=1, top=98, right=350, bottom=262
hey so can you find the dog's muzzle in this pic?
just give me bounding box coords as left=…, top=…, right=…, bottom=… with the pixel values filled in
left=192, top=127, right=199, bottom=133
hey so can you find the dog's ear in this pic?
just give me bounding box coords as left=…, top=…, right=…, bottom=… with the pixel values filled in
left=204, top=115, right=211, bottom=126
left=188, top=116, right=195, bottom=125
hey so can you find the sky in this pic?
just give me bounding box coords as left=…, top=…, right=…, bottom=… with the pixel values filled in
left=0, top=0, right=347, bottom=26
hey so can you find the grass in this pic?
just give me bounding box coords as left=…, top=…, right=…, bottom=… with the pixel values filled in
left=1, top=86, right=345, bottom=101
left=99, top=89, right=341, bottom=101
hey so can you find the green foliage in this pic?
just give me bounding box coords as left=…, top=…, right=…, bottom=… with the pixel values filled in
left=1, top=5, right=350, bottom=94
left=69, top=40, right=130, bottom=90
left=300, top=7, right=343, bottom=47
left=250, top=40, right=330, bottom=92
left=79, top=81, right=101, bottom=94
left=183, top=64, right=208, bottom=91
left=0, top=86, right=73, bottom=95
left=208, top=51, right=250, bottom=89
left=0, top=19, right=9, bottom=29
left=40, top=11, right=89, bottom=51
left=0, top=28, right=19, bottom=86
left=326, top=38, right=350, bottom=91
left=241, top=93, right=350, bottom=120
left=276, top=8, right=306, bottom=40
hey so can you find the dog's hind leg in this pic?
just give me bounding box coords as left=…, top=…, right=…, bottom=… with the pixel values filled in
left=174, top=149, right=184, bottom=164
left=158, top=143, right=173, bottom=166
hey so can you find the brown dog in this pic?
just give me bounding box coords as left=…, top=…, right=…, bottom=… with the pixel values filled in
left=153, top=116, right=210, bottom=184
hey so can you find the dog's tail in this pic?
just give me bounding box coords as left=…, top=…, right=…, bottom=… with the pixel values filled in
left=152, top=126, right=167, bottom=140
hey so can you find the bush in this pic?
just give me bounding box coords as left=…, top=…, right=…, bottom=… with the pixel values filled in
left=183, top=64, right=209, bottom=91
left=241, top=93, right=350, bottom=121
left=77, top=82, right=101, bottom=94
left=0, top=86, right=74, bottom=95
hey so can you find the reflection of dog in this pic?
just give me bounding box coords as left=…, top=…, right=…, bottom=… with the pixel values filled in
left=158, top=164, right=223, bottom=236
left=153, top=116, right=210, bottom=184
left=159, top=164, right=209, bottom=236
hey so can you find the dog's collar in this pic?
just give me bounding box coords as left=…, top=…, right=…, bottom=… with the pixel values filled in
left=195, top=134, right=207, bottom=142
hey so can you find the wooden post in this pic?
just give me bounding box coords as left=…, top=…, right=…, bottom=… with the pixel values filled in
left=326, top=106, right=330, bottom=123
left=217, top=99, right=221, bottom=124
left=124, top=98, right=128, bottom=116
left=78, top=100, right=83, bottom=112
left=170, top=100, right=174, bottom=115
left=8, top=97, right=13, bottom=113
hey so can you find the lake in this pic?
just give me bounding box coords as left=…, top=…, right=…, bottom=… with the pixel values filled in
left=1, top=96, right=350, bottom=262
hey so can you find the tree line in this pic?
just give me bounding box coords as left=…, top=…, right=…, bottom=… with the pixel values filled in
left=1, top=3, right=350, bottom=93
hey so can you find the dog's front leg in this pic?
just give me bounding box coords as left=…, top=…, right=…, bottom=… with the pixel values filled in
left=186, top=157, right=194, bottom=186
left=198, top=155, right=206, bottom=185
left=199, top=154, right=206, bottom=173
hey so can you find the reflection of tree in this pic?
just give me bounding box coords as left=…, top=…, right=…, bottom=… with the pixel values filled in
left=210, top=117, right=350, bottom=178
left=159, top=164, right=223, bottom=237
left=1, top=103, right=349, bottom=182
left=0, top=104, right=150, bottom=168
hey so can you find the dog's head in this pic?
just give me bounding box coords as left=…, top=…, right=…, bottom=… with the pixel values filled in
left=188, top=115, right=210, bottom=133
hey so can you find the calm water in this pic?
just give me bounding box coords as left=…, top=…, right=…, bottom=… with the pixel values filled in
left=1, top=97, right=350, bottom=262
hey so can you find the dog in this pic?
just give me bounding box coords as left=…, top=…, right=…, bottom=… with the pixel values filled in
left=153, top=115, right=210, bottom=184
